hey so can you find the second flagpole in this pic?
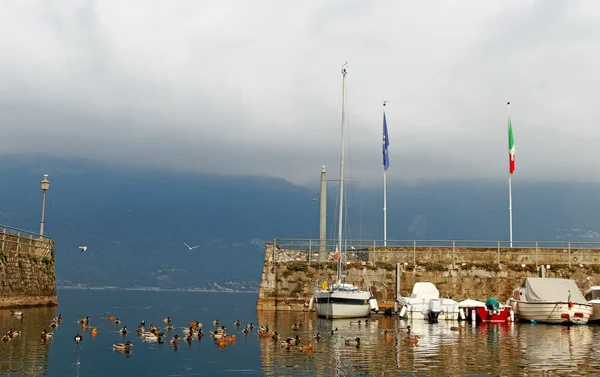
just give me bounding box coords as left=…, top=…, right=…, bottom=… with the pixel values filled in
left=508, top=101, right=513, bottom=248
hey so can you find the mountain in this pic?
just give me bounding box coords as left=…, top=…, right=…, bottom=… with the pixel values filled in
left=1, top=155, right=600, bottom=290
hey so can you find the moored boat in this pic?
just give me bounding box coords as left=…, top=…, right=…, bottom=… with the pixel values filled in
left=507, top=277, right=592, bottom=325
left=397, top=282, right=459, bottom=322
left=311, top=64, right=375, bottom=319
left=458, top=298, right=514, bottom=323
left=584, top=286, right=600, bottom=323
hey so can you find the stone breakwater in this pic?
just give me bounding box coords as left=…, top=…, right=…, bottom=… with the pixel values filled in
left=0, top=230, right=57, bottom=308
left=256, top=242, right=600, bottom=312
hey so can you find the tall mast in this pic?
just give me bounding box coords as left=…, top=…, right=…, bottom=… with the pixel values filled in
left=337, top=64, right=348, bottom=283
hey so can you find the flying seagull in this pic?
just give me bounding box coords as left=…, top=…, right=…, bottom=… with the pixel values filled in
left=79, top=246, right=87, bottom=253
left=183, top=242, right=200, bottom=250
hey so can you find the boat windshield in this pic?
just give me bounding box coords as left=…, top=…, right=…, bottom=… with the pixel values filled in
left=585, top=288, right=600, bottom=300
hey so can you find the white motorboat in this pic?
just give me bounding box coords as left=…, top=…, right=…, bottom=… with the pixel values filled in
left=397, top=282, right=459, bottom=322
left=584, top=286, right=600, bottom=323
left=507, top=277, right=593, bottom=325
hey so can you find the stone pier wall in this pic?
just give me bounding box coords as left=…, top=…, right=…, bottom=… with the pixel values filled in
left=256, top=243, right=600, bottom=312
left=0, top=229, right=57, bottom=308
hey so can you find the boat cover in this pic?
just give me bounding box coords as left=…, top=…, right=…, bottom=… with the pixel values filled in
left=410, top=282, right=440, bottom=299
left=524, top=278, right=587, bottom=304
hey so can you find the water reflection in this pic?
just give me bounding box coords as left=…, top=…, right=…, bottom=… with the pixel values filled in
left=0, top=307, right=56, bottom=376
left=257, top=311, right=600, bottom=376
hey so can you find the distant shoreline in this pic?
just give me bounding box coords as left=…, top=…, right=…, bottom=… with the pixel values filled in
left=57, top=286, right=258, bottom=293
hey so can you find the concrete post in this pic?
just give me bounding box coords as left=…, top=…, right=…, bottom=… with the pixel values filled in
left=318, top=166, right=327, bottom=262
left=568, top=242, right=571, bottom=268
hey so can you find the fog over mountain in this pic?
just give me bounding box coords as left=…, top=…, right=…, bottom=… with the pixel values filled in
left=1, top=156, right=599, bottom=290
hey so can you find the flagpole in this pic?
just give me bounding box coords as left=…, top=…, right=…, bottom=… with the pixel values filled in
left=508, top=101, right=513, bottom=248
left=383, top=101, right=389, bottom=247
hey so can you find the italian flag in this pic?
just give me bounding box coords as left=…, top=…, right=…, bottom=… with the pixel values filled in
left=508, top=116, right=515, bottom=174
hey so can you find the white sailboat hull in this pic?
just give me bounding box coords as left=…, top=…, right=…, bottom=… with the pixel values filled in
left=313, top=289, right=371, bottom=319
left=508, top=299, right=593, bottom=325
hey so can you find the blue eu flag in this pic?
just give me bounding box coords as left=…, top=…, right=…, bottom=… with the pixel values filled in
left=382, top=112, right=390, bottom=170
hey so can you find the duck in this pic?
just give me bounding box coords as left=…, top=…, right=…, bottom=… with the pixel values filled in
left=41, top=330, right=53, bottom=340
left=113, top=340, right=133, bottom=351
left=170, top=334, right=180, bottom=346
left=248, top=323, right=255, bottom=329
left=90, top=328, right=98, bottom=336
left=212, top=319, right=220, bottom=326
left=314, top=332, right=322, bottom=341
left=7, top=329, right=20, bottom=339
left=11, top=311, right=24, bottom=318
left=120, top=326, right=128, bottom=336
left=56, top=314, right=63, bottom=323
left=188, top=320, right=201, bottom=329
left=106, top=314, right=115, bottom=321
left=234, top=320, right=241, bottom=327
left=282, top=335, right=300, bottom=346
left=384, top=330, right=394, bottom=341
left=298, top=343, right=314, bottom=352
left=291, top=323, right=299, bottom=331
left=242, top=327, right=249, bottom=334
left=399, top=325, right=411, bottom=334
left=74, top=334, right=83, bottom=343
left=166, top=324, right=174, bottom=331
left=404, top=335, right=419, bottom=345
left=197, top=329, right=204, bottom=338
left=2, top=334, right=10, bottom=342
left=50, top=321, right=58, bottom=329
left=163, top=317, right=171, bottom=324
left=450, top=326, right=461, bottom=331
left=114, top=318, right=121, bottom=325
left=330, top=327, right=339, bottom=335
left=345, top=337, right=360, bottom=347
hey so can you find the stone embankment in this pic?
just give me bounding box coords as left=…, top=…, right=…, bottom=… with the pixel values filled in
left=257, top=242, right=600, bottom=312
left=0, top=226, right=57, bottom=308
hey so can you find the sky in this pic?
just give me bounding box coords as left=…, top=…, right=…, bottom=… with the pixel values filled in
left=1, top=0, right=600, bottom=186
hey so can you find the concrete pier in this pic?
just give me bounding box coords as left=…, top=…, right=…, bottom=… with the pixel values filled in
left=256, top=239, right=600, bottom=312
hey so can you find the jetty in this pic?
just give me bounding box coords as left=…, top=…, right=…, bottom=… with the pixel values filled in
left=0, top=224, right=57, bottom=308
left=256, top=238, right=600, bottom=312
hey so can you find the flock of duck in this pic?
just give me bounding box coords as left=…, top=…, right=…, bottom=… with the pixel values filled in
left=3, top=310, right=422, bottom=353
left=257, top=320, right=420, bottom=350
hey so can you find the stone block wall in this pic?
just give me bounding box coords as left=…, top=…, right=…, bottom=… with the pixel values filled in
left=257, top=243, right=600, bottom=312
left=0, top=232, right=57, bottom=308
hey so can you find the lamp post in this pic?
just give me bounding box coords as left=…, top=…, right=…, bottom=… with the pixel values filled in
left=40, top=174, right=50, bottom=237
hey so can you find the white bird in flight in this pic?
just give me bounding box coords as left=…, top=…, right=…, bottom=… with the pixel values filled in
left=79, top=246, right=87, bottom=253
left=183, top=242, right=200, bottom=250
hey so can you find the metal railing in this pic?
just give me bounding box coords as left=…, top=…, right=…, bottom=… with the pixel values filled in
left=269, top=238, right=600, bottom=268
left=0, top=223, right=53, bottom=258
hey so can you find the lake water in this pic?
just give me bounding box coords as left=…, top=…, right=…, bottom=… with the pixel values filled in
left=1, top=289, right=600, bottom=376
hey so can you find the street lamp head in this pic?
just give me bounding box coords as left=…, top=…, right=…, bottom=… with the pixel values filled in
left=40, top=174, right=50, bottom=191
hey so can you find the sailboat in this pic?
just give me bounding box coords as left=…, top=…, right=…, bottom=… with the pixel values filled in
left=312, top=65, right=373, bottom=319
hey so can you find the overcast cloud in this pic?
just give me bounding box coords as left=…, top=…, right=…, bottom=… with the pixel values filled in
left=1, top=0, right=600, bottom=186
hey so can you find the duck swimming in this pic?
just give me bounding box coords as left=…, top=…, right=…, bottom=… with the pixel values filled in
left=113, top=340, right=133, bottom=352
left=384, top=330, right=394, bottom=341
left=74, top=334, right=82, bottom=343
left=120, top=326, right=128, bottom=336
left=41, top=330, right=53, bottom=341
left=345, top=337, right=360, bottom=347
left=404, top=335, right=419, bottom=345
left=171, top=334, right=180, bottom=346
left=314, top=332, right=322, bottom=341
